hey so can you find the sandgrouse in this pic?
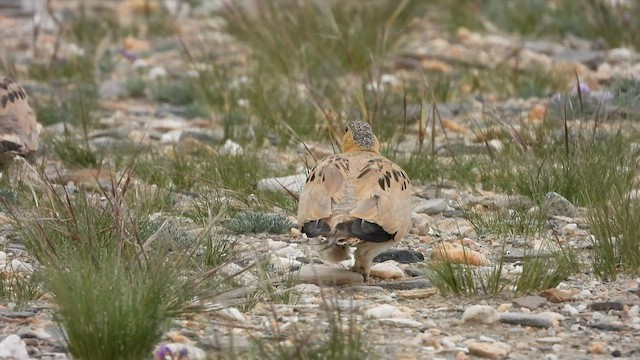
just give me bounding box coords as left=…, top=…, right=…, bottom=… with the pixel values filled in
left=297, top=121, right=412, bottom=280
left=0, top=77, right=42, bottom=182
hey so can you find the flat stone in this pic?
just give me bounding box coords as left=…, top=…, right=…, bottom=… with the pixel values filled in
left=369, top=262, right=405, bottom=279
left=378, top=318, right=423, bottom=328
left=375, top=278, right=432, bottom=290
left=0, top=311, right=35, bottom=319
left=468, top=341, right=510, bottom=359
left=396, top=289, right=437, bottom=300
left=363, top=304, right=408, bottom=320
left=373, top=249, right=425, bottom=263
left=413, top=198, right=450, bottom=215
left=298, top=264, right=364, bottom=286
left=499, top=313, right=554, bottom=328
left=591, top=301, right=624, bottom=311
left=512, top=295, right=547, bottom=310
left=588, top=322, right=628, bottom=331
left=536, top=337, right=564, bottom=344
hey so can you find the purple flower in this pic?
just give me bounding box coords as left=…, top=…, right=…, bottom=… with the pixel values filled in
left=177, top=348, right=189, bottom=360
left=578, top=83, right=592, bottom=95
left=155, top=344, right=173, bottom=360
left=599, top=90, right=614, bottom=103
left=118, top=48, right=138, bottom=62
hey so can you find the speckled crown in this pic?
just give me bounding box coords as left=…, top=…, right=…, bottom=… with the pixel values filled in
left=348, top=121, right=375, bottom=149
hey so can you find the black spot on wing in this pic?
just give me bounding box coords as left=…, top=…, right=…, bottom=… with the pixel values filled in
left=302, top=220, right=331, bottom=237
left=336, top=219, right=394, bottom=242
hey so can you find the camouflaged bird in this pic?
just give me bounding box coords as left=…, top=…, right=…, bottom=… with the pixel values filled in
left=297, top=121, right=412, bottom=280
left=0, top=78, right=42, bottom=179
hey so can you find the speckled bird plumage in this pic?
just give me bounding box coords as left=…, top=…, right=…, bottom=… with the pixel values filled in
left=297, top=121, right=413, bottom=279
left=0, top=78, right=42, bottom=180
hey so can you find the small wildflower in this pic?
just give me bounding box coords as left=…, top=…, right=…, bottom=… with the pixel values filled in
left=599, top=90, right=614, bottom=103
left=572, top=83, right=592, bottom=96
left=155, top=344, right=173, bottom=360
left=550, top=93, right=563, bottom=103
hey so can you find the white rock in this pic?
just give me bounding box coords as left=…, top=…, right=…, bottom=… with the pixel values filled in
left=579, top=289, right=592, bottom=298
left=275, top=246, right=304, bottom=259
left=369, top=262, right=404, bottom=279
left=267, top=239, right=288, bottom=250
left=257, top=174, right=307, bottom=194
left=219, top=263, right=258, bottom=286
left=628, top=305, right=640, bottom=318
left=220, top=139, right=243, bottom=156
left=132, top=58, right=147, bottom=69
left=148, top=66, right=168, bottom=80
left=608, top=47, right=633, bottom=63
left=215, top=307, right=246, bottom=322
left=540, top=311, right=565, bottom=323
left=9, top=260, right=33, bottom=274
left=0, top=334, right=29, bottom=360
left=269, top=255, right=301, bottom=271
left=0, top=251, right=6, bottom=263
left=363, top=304, right=408, bottom=320
left=562, top=304, right=579, bottom=316
left=462, top=305, right=500, bottom=324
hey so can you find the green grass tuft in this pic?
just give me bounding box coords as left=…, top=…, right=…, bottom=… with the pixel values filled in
left=226, top=211, right=292, bottom=234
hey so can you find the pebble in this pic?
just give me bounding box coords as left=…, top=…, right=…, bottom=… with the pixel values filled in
left=467, top=341, right=510, bottom=359
left=413, top=198, right=451, bottom=215
left=363, top=304, right=408, bottom=320
left=512, top=295, right=547, bottom=310
left=369, top=262, right=405, bottom=279
left=591, top=301, right=624, bottom=311
left=462, top=305, right=500, bottom=324
left=220, top=139, right=243, bottom=155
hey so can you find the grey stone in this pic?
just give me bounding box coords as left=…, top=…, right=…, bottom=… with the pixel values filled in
left=590, top=301, right=624, bottom=311
left=373, top=249, right=424, bottom=264
left=512, top=295, right=547, bottom=310
left=413, top=198, right=450, bottom=215
left=375, top=278, right=432, bottom=290
left=0, top=311, right=35, bottom=319
left=543, top=192, right=578, bottom=218
left=499, top=313, right=554, bottom=328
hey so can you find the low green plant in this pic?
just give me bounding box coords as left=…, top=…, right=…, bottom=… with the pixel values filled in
left=10, top=179, right=229, bottom=360
left=425, top=258, right=506, bottom=297
left=250, top=298, right=373, bottom=360
left=226, top=211, right=292, bottom=234
left=124, top=78, right=147, bottom=98
left=50, top=136, right=99, bottom=169
left=514, top=245, right=579, bottom=295
left=0, top=270, right=46, bottom=310
left=466, top=207, right=545, bottom=238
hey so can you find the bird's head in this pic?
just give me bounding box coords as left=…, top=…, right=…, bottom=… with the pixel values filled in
left=342, top=121, right=380, bottom=153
